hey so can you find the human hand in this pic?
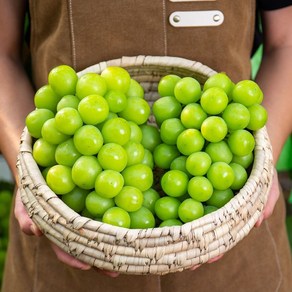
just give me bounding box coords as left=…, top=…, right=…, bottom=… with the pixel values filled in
left=14, top=189, right=119, bottom=277
left=189, top=254, right=224, bottom=271
left=255, top=167, right=280, bottom=227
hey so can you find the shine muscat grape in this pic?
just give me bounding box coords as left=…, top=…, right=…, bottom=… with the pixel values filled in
left=25, top=65, right=267, bottom=229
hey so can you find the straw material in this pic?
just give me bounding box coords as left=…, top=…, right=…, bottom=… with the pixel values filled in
left=17, top=55, right=274, bottom=275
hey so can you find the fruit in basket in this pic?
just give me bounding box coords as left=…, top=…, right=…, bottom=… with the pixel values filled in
left=25, top=65, right=268, bottom=229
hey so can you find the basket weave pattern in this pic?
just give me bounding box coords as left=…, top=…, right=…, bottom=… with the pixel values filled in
left=18, top=56, right=273, bottom=275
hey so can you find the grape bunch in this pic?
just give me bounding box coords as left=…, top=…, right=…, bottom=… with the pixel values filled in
left=25, top=64, right=267, bottom=229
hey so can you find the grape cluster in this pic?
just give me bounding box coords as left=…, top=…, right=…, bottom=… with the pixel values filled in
left=25, top=65, right=267, bottom=229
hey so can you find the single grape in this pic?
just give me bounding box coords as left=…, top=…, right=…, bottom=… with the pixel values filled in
left=126, top=78, right=144, bottom=99
left=76, top=72, right=107, bottom=99
left=102, top=207, right=131, bottom=228
left=128, top=121, right=143, bottom=143
left=101, top=117, right=131, bottom=145
left=78, top=94, right=109, bottom=125
left=206, top=188, right=234, bottom=208
left=114, top=186, right=144, bottom=212
left=180, top=103, right=207, bottom=129
left=86, top=191, right=115, bottom=217
left=154, top=196, right=181, bottom=221
left=176, top=129, right=205, bottom=156
left=153, top=143, right=180, bottom=169
left=186, top=151, right=212, bottom=176
left=73, top=125, right=103, bottom=155
left=34, top=84, right=60, bottom=112
left=32, top=138, right=57, bottom=167
left=95, top=170, right=124, bottom=199
left=46, top=165, right=75, bottom=195
left=178, top=198, right=204, bottom=223
left=56, top=95, right=80, bottom=111
left=25, top=108, right=54, bottom=138
left=200, top=87, right=229, bottom=115
left=174, top=77, right=201, bottom=105
left=159, top=219, right=183, bottom=227
left=41, top=118, right=69, bottom=145
left=61, top=187, right=89, bottom=213
left=229, top=162, right=248, bottom=190
left=104, top=90, right=127, bottom=113
left=97, top=143, right=128, bottom=172
left=140, top=124, right=162, bottom=152
left=142, top=188, right=160, bottom=214
left=121, top=164, right=153, bottom=192
left=160, top=118, right=185, bottom=145
left=55, top=138, right=82, bottom=167
left=158, top=74, right=181, bottom=97
left=205, top=141, right=233, bottom=164
left=123, top=141, right=145, bottom=166
left=201, top=116, right=228, bottom=143
left=207, top=162, right=235, bottom=190
left=129, top=206, right=156, bottom=229
left=188, top=176, right=213, bottom=202
left=55, top=107, right=83, bottom=135
left=48, top=65, right=78, bottom=97
left=71, top=155, right=102, bottom=190
left=246, top=103, right=268, bottom=131
left=227, top=129, right=255, bottom=156
left=222, top=103, right=250, bottom=131
left=161, top=170, right=189, bottom=198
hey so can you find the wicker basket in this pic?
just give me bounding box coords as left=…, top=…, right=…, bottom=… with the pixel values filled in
left=17, top=55, right=274, bottom=275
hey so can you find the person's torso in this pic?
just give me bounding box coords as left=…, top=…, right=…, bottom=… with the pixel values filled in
left=28, top=0, right=256, bottom=87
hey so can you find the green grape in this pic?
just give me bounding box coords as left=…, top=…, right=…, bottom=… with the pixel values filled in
left=229, top=162, right=248, bottom=190
left=119, top=96, right=151, bottom=125
left=227, top=129, right=255, bottom=156
left=73, top=125, right=103, bottom=155
left=46, top=165, right=75, bottom=195
left=72, top=155, right=102, bottom=190
left=32, top=138, right=57, bottom=167
left=201, top=116, right=228, bottom=143
left=121, top=164, right=153, bottom=192
left=246, top=104, right=268, bottom=131
left=102, top=207, right=131, bottom=228
left=48, top=65, right=78, bottom=97
left=178, top=198, right=204, bottom=223
left=123, top=141, right=145, bottom=166
left=142, top=188, right=160, bottom=214
left=34, top=84, right=60, bottom=112
left=158, top=74, right=181, bottom=97
left=188, top=176, right=213, bottom=202
left=56, top=95, right=80, bottom=111
left=186, top=151, right=212, bottom=176
left=101, top=66, right=131, bottom=93
left=203, top=72, right=234, bottom=100
left=232, top=80, right=263, bottom=107
left=95, top=170, right=124, bottom=199
left=160, top=118, right=185, bottom=145
left=101, top=117, right=131, bottom=145
left=203, top=205, right=218, bottom=215
left=86, top=191, right=115, bottom=217
left=76, top=72, right=107, bottom=99
left=130, top=206, right=156, bottom=229
left=174, top=77, right=201, bottom=105
left=154, top=196, right=181, bottom=221
left=176, top=129, right=205, bottom=156
left=55, top=138, right=82, bottom=167
left=231, top=152, right=254, bottom=169
left=126, top=78, right=144, bottom=99
left=141, top=148, right=154, bottom=169
left=200, top=87, right=229, bottom=115
left=104, top=90, right=127, bottom=113
left=78, top=94, right=109, bottom=125
left=153, top=143, right=180, bottom=169
left=25, top=108, right=54, bottom=138
left=152, top=95, right=182, bottom=126
left=180, top=103, right=207, bottom=129
left=159, top=219, right=183, bottom=227
left=205, top=141, right=233, bottom=164
left=97, top=143, right=128, bottom=172
left=206, top=188, right=234, bottom=208
left=114, top=186, right=144, bottom=212
left=61, top=187, right=89, bottom=213
left=41, top=118, right=70, bottom=145
left=140, top=124, right=161, bottom=152
left=222, top=103, right=250, bottom=131
left=55, top=107, right=83, bottom=135
left=128, top=121, right=143, bottom=143
left=170, top=156, right=191, bottom=178
left=207, top=162, right=235, bottom=190
left=161, top=170, right=189, bottom=197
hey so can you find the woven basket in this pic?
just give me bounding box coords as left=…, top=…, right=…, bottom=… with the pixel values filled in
left=17, top=55, right=274, bottom=275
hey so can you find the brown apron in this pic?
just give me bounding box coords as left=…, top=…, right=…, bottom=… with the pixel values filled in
left=3, top=0, right=292, bottom=291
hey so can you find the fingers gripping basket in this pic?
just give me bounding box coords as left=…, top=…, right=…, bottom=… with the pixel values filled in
left=17, top=56, right=274, bottom=275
